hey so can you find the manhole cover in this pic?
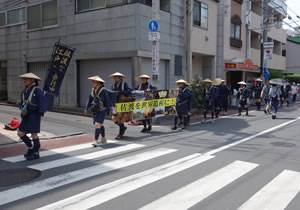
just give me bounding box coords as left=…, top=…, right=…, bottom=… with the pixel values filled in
left=271, top=142, right=297, bottom=148
left=0, top=168, right=41, bottom=187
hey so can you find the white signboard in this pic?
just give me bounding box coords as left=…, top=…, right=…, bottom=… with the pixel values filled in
left=152, top=40, right=160, bottom=79
left=264, top=48, right=273, bottom=60
left=263, top=42, right=274, bottom=49
left=149, top=32, right=160, bottom=41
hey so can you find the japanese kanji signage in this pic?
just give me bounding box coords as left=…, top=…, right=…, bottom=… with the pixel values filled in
left=115, top=98, right=176, bottom=113
left=44, top=42, right=75, bottom=96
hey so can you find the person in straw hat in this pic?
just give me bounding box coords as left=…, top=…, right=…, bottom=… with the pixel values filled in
left=219, top=79, right=230, bottom=115
left=18, top=73, right=48, bottom=161
left=136, top=74, right=156, bottom=133
left=202, top=79, right=213, bottom=122
left=254, top=78, right=263, bottom=111
left=269, top=79, right=282, bottom=119
left=110, top=72, right=132, bottom=139
left=237, top=81, right=250, bottom=116
left=172, top=79, right=191, bottom=130
left=211, top=78, right=222, bottom=119
left=85, top=76, right=112, bottom=145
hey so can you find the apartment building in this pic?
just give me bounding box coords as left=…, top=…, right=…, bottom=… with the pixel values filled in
left=218, top=0, right=287, bottom=85
left=286, top=36, right=300, bottom=74
left=0, top=0, right=185, bottom=107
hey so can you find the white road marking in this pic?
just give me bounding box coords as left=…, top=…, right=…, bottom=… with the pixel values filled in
left=2, top=140, right=118, bottom=163
left=139, top=161, right=258, bottom=210
left=36, top=154, right=215, bottom=210
left=205, top=117, right=300, bottom=156
left=238, top=170, right=300, bottom=210
left=0, top=148, right=176, bottom=206
left=28, top=143, right=145, bottom=171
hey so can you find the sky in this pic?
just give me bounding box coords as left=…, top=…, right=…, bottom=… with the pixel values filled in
left=284, top=0, right=300, bottom=31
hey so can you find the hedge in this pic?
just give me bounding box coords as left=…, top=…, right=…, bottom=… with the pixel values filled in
left=284, top=74, right=300, bottom=84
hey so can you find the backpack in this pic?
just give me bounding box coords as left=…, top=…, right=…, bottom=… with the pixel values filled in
left=90, top=88, right=106, bottom=114
left=20, top=87, right=37, bottom=117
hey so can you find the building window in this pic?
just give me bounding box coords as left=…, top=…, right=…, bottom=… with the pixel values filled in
left=175, top=55, right=183, bottom=76
left=230, top=15, right=242, bottom=48
left=0, top=12, right=6, bottom=26
left=160, top=0, right=170, bottom=12
left=230, top=23, right=241, bottom=40
left=27, top=0, right=58, bottom=30
left=193, top=1, right=208, bottom=29
left=7, top=8, right=25, bottom=25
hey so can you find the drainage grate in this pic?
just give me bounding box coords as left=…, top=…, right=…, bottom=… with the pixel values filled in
left=271, top=142, right=297, bottom=148
left=0, top=168, right=41, bottom=187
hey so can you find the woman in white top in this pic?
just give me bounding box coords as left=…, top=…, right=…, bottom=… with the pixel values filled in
left=269, top=82, right=282, bottom=119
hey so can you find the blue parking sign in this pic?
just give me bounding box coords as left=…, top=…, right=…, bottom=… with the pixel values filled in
left=149, top=20, right=159, bottom=32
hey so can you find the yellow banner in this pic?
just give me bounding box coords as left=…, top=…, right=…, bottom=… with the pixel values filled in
left=116, top=98, right=176, bottom=113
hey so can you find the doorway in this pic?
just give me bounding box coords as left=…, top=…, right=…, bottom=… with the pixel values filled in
left=0, top=61, right=7, bottom=101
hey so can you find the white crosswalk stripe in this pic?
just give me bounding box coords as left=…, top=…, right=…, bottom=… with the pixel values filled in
left=1, top=143, right=300, bottom=210
left=0, top=147, right=176, bottom=206
left=36, top=154, right=215, bottom=210
left=238, top=170, right=300, bottom=210
left=139, top=161, right=258, bottom=210
left=2, top=140, right=119, bottom=163
left=28, top=143, right=145, bottom=171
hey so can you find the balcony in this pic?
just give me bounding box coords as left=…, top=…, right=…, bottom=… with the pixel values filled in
left=269, top=0, right=287, bottom=17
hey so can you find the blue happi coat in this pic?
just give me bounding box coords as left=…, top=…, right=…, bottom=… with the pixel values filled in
left=19, top=85, right=48, bottom=133
left=86, top=86, right=112, bottom=124
left=176, top=87, right=191, bottom=115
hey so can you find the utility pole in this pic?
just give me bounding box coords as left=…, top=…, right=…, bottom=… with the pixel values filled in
left=260, top=0, right=270, bottom=74
left=186, top=0, right=192, bottom=82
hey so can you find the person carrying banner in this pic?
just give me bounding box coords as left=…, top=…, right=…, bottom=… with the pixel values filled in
left=237, top=81, right=250, bottom=116
left=172, top=79, right=191, bottom=130
left=136, top=74, right=156, bottom=133
left=85, top=76, right=111, bottom=145
left=254, top=78, right=263, bottom=111
left=110, top=72, right=132, bottom=139
left=261, top=79, right=271, bottom=114
left=202, top=79, right=213, bottom=122
left=18, top=73, right=48, bottom=161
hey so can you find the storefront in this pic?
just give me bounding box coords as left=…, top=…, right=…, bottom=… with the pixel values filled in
left=224, top=58, right=260, bottom=87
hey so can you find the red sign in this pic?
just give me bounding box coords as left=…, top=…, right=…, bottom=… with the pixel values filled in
left=224, top=59, right=259, bottom=72
left=237, top=59, right=258, bottom=70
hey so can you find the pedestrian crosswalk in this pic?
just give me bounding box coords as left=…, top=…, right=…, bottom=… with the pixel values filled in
left=1, top=141, right=300, bottom=210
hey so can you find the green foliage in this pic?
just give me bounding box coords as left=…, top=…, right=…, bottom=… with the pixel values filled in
left=284, top=74, right=300, bottom=84
left=190, top=79, right=204, bottom=112
left=269, top=69, right=284, bottom=79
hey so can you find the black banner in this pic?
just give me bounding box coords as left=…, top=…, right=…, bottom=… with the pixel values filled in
left=44, top=42, right=75, bottom=96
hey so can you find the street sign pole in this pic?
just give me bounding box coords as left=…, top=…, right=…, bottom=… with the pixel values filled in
left=151, top=0, right=160, bottom=81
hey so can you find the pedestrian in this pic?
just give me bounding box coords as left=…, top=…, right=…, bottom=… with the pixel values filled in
left=136, top=74, right=156, bottom=133
left=211, top=79, right=222, bottom=118
left=269, top=81, right=282, bottom=119
left=172, top=79, right=191, bottom=130
left=110, top=72, right=132, bottom=139
left=291, top=82, right=297, bottom=103
left=18, top=73, right=48, bottom=161
left=202, top=79, right=213, bottom=122
left=254, top=78, right=263, bottom=111
left=219, top=79, right=230, bottom=115
left=261, top=79, right=271, bottom=114
left=237, top=81, right=250, bottom=116
left=85, top=76, right=111, bottom=145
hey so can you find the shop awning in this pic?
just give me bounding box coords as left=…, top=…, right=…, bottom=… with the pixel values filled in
left=224, top=58, right=259, bottom=73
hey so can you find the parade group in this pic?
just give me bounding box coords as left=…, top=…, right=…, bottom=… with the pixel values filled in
left=16, top=72, right=299, bottom=160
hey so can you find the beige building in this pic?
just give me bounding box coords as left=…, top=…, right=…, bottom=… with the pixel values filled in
left=220, top=0, right=287, bottom=85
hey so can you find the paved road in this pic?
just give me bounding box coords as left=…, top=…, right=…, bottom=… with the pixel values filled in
left=1, top=104, right=300, bottom=210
